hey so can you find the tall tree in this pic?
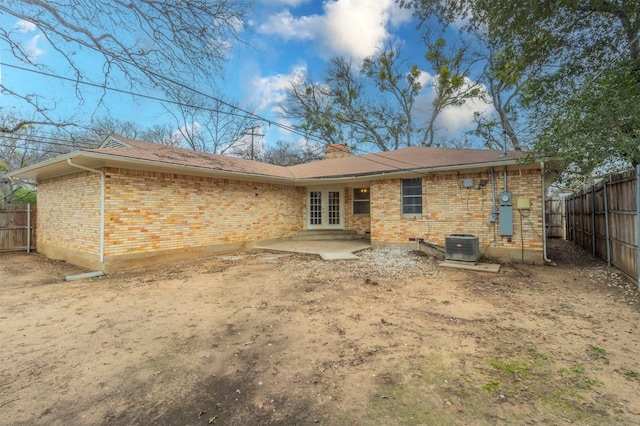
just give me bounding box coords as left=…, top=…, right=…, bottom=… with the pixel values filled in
left=361, top=47, right=422, bottom=149
left=282, top=47, right=422, bottom=152
left=0, top=0, right=251, bottom=131
left=70, top=117, right=181, bottom=147
left=162, top=90, right=259, bottom=155
left=400, top=0, right=640, bottom=179
left=259, top=140, right=324, bottom=166
left=420, top=36, right=481, bottom=147
left=0, top=114, right=71, bottom=202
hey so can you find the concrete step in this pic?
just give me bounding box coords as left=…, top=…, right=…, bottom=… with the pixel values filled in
left=292, top=230, right=369, bottom=241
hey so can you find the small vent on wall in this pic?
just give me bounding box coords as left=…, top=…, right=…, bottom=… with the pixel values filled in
left=99, top=136, right=131, bottom=149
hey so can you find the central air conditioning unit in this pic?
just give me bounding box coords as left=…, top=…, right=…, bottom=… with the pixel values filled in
left=445, top=234, right=480, bottom=262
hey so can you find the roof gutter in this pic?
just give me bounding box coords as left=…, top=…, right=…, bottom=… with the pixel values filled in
left=67, top=159, right=104, bottom=265
left=9, top=150, right=530, bottom=186
left=4, top=152, right=78, bottom=179
left=291, top=159, right=528, bottom=184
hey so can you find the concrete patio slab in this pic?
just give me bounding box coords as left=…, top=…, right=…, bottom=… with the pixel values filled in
left=438, top=260, right=501, bottom=273
left=254, top=239, right=370, bottom=260
left=319, top=252, right=361, bottom=260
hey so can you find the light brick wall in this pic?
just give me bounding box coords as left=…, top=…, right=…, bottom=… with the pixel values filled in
left=38, top=172, right=101, bottom=256
left=36, top=164, right=543, bottom=268
left=370, top=168, right=543, bottom=259
left=103, top=168, right=304, bottom=257
left=344, top=186, right=371, bottom=235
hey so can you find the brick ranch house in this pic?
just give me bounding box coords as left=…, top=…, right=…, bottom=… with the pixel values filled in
left=7, top=135, right=551, bottom=272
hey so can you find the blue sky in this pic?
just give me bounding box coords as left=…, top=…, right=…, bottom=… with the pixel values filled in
left=0, top=0, right=492, bottom=152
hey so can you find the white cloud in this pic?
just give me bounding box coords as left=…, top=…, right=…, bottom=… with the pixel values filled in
left=414, top=75, right=493, bottom=142
left=257, top=0, right=413, bottom=60
left=14, top=19, right=37, bottom=33
left=257, top=9, right=317, bottom=41
left=258, top=0, right=310, bottom=6
left=13, top=20, right=44, bottom=59
left=25, top=34, right=44, bottom=59
left=171, top=121, right=202, bottom=144
left=247, top=64, right=307, bottom=112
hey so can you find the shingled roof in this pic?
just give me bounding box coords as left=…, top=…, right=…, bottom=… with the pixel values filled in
left=7, top=135, right=531, bottom=182
left=93, top=136, right=528, bottom=179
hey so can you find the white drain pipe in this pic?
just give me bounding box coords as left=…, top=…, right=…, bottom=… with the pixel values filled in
left=540, top=161, right=552, bottom=264
left=67, top=159, right=104, bottom=264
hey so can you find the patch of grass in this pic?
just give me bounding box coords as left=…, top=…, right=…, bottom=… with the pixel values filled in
left=623, top=371, right=638, bottom=378
left=558, top=366, right=598, bottom=390
left=528, top=347, right=549, bottom=360
left=441, top=300, right=451, bottom=305
left=588, top=345, right=607, bottom=359
left=482, top=381, right=500, bottom=393
left=488, top=358, right=534, bottom=379
left=233, top=349, right=241, bottom=356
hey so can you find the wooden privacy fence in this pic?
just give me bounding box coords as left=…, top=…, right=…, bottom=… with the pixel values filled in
left=0, top=204, right=36, bottom=252
left=545, top=197, right=565, bottom=238
left=565, top=167, right=639, bottom=287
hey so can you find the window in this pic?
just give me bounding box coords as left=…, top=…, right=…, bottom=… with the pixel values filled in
left=402, top=178, right=422, bottom=215
left=353, top=188, right=370, bottom=214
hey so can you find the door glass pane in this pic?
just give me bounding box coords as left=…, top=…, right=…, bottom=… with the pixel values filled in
left=310, top=191, right=322, bottom=225
left=328, top=191, right=340, bottom=225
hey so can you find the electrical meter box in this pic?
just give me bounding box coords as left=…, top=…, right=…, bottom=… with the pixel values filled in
left=499, top=192, right=512, bottom=206
left=498, top=192, right=513, bottom=236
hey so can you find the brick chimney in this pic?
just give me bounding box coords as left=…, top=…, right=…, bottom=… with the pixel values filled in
left=324, top=143, right=351, bottom=159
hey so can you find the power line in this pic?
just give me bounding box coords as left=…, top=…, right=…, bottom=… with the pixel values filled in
left=0, top=3, right=326, bottom=143
left=0, top=61, right=328, bottom=145
left=0, top=3, right=522, bottom=176
left=0, top=133, right=99, bottom=149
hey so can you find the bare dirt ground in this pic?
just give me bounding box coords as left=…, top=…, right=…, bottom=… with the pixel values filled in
left=1, top=240, right=640, bottom=425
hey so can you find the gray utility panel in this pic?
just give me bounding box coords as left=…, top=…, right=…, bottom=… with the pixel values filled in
left=499, top=192, right=513, bottom=236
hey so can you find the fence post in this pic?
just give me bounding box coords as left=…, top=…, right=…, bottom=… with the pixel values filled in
left=581, top=191, right=585, bottom=249
left=591, top=186, right=596, bottom=256
left=604, top=180, right=611, bottom=266
left=636, top=165, right=640, bottom=290
left=567, top=196, right=573, bottom=242
left=26, top=203, right=30, bottom=254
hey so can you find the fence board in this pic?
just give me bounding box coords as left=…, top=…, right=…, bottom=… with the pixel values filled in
left=0, top=204, right=37, bottom=252
left=545, top=198, right=564, bottom=238
left=565, top=169, right=638, bottom=281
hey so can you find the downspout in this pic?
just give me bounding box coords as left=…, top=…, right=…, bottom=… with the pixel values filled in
left=67, top=159, right=104, bottom=265
left=540, top=161, right=553, bottom=264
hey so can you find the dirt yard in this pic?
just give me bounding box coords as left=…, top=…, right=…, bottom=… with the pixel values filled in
left=1, top=240, right=640, bottom=425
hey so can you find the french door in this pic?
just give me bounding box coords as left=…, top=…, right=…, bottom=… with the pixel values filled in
left=307, top=188, right=344, bottom=230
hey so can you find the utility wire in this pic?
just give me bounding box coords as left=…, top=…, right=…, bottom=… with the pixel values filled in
left=0, top=61, right=318, bottom=142
left=0, top=3, right=325, bottom=144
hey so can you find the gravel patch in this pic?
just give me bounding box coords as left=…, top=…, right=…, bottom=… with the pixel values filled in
left=277, top=247, right=442, bottom=281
